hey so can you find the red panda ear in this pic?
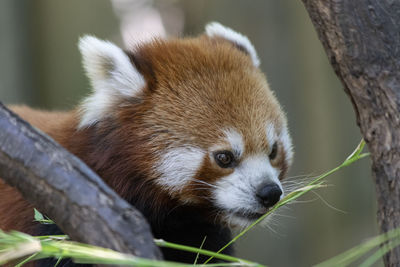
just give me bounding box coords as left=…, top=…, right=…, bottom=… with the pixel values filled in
left=78, top=36, right=146, bottom=128
left=205, top=22, right=260, bottom=67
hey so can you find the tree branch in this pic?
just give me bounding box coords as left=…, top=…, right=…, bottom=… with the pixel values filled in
left=0, top=103, right=162, bottom=261
left=301, top=0, right=400, bottom=265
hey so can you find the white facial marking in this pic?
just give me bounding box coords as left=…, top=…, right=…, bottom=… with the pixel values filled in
left=78, top=35, right=146, bottom=128
left=213, top=155, right=282, bottom=228
left=266, top=124, right=276, bottom=147
left=280, top=127, right=294, bottom=164
left=156, top=146, right=205, bottom=193
left=205, top=22, right=260, bottom=67
left=224, top=129, right=244, bottom=157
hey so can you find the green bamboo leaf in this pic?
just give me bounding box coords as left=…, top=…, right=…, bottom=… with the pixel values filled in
left=34, top=209, right=44, bottom=221
left=33, top=209, right=55, bottom=225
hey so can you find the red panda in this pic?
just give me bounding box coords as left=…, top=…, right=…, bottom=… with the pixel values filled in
left=0, top=22, right=293, bottom=265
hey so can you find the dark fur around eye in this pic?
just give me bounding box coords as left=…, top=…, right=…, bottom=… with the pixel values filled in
left=214, top=150, right=236, bottom=168
left=269, top=142, right=278, bottom=160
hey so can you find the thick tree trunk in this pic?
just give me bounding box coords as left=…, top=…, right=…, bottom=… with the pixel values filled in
left=0, top=103, right=162, bottom=261
left=301, top=0, right=400, bottom=265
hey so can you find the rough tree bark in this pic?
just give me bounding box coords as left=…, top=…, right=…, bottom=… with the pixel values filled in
left=301, top=0, right=400, bottom=266
left=0, top=103, right=162, bottom=261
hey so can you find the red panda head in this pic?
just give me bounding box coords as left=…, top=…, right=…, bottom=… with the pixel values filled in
left=77, top=22, right=293, bottom=228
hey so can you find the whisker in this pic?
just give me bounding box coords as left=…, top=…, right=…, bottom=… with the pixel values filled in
left=284, top=173, right=314, bottom=179
left=269, top=212, right=296, bottom=219
left=262, top=219, right=281, bottom=236
left=311, top=191, right=347, bottom=214
left=190, top=178, right=218, bottom=189
left=288, top=198, right=319, bottom=204
left=278, top=205, right=293, bottom=211
left=184, top=187, right=213, bottom=191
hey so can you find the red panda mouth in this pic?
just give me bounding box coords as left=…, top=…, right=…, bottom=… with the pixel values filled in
left=231, top=210, right=265, bottom=221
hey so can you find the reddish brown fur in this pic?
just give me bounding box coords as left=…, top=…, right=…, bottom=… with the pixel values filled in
left=0, top=180, right=35, bottom=232
left=130, top=36, right=287, bottom=197
left=0, top=35, right=289, bottom=239
left=131, top=37, right=285, bottom=156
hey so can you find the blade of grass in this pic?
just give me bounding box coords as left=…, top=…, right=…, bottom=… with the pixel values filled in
left=54, top=256, right=64, bottom=267
left=315, top=228, right=400, bottom=267
left=0, top=231, right=41, bottom=264
left=204, top=140, right=369, bottom=264
left=34, top=209, right=54, bottom=225
left=154, top=239, right=263, bottom=266
left=33, top=234, right=263, bottom=266
left=41, top=239, right=260, bottom=267
left=14, top=252, right=40, bottom=267
left=34, top=234, right=264, bottom=265
left=359, top=238, right=400, bottom=267
left=0, top=230, right=264, bottom=267
left=193, top=236, right=207, bottom=265
left=36, top=235, right=68, bottom=240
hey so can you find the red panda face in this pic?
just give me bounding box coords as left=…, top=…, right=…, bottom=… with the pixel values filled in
left=78, top=22, right=293, bottom=229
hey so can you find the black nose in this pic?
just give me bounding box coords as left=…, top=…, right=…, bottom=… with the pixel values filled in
left=256, top=183, right=282, bottom=208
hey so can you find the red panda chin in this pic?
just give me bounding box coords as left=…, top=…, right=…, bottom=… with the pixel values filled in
left=224, top=212, right=265, bottom=229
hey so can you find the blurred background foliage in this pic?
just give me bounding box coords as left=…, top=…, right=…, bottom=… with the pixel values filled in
left=0, top=0, right=376, bottom=266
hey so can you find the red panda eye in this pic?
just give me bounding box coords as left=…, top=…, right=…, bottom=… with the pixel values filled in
left=269, top=142, right=278, bottom=160
left=214, top=151, right=235, bottom=168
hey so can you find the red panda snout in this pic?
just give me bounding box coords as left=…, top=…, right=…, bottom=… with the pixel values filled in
left=212, top=153, right=284, bottom=228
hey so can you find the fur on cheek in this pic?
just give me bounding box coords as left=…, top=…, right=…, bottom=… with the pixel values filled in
left=155, top=146, right=206, bottom=195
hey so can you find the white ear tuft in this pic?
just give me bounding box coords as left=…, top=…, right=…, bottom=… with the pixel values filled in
left=205, top=22, right=260, bottom=67
left=78, top=35, right=146, bottom=128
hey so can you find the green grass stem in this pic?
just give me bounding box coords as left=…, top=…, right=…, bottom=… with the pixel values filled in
left=315, top=228, right=400, bottom=267
left=154, top=239, right=263, bottom=266
left=0, top=230, right=264, bottom=266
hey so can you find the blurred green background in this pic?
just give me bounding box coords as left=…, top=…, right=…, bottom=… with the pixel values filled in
left=0, top=0, right=377, bottom=266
